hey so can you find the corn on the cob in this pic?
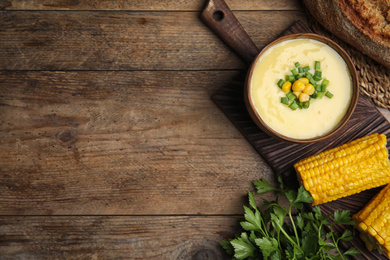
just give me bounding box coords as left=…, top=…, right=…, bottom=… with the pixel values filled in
left=353, top=183, right=390, bottom=258
left=294, top=133, right=390, bottom=205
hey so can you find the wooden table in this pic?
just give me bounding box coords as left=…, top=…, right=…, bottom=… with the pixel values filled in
left=1, top=1, right=390, bottom=259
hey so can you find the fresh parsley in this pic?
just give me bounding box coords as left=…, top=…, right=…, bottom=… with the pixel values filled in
left=221, top=176, right=360, bottom=259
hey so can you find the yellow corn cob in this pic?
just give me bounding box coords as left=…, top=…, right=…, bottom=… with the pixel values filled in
left=294, top=133, right=390, bottom=205
left=353, top=183, right=390, bottom=258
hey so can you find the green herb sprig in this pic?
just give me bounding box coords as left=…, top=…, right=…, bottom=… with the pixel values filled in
left=221, top=176, right=360, bottom=259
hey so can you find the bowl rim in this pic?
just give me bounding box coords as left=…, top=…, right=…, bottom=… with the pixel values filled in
left=244, top=33, right=359, bottom=144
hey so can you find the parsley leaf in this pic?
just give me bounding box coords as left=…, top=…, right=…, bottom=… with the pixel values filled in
left=344, top=247, right=361, bottom=256
left=253, top=179, right=278, bottom=194
left=339, top=229, right=354, bottom=242
left=241, top=205, right=262, bottom=231
left=231, top=233, right=256, bottom=259
left=255, top=237, right=279, bottom=259
left=333, top=210, right=354, bottom=226
left=248, top=190, right=257, bottom=209
left=221, top=177, right=360, bottom=260
left=295, top=185, right=313, bottom=204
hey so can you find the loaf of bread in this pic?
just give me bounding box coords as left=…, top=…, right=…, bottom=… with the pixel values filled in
left=303, top=0, right=390, bottom=69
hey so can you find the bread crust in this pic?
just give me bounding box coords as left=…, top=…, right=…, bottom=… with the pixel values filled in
left=303, top=0, right=390, bottom=69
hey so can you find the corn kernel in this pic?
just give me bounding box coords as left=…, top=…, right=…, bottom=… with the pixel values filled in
left=293, top=91, right=301, bottom=98
left=303, top=84, right=315, bottom=95
left=359, top=222, right=368, bottom=231
left=368, top=226, right=377, bottom=236
left=292, top=80, right=305, bottom=92
left=299, top=93, right=310, bottom=102
left=376, top=235, right=385, bottom=245
left=281, top=81, right=292, bottom=93
left=298, top=77, right=309, bottom=84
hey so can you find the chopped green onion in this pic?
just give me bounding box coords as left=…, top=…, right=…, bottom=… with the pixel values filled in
left=325, top=91, right=334, bottom=98
left=289, top=101, right=299, bottom=110
left=291, top=69, right=298, bottom=76
left=276, top=61, right=332, bottom=110
left=281, top=97, right=289, bottom=105
left=322, top=79, right=329, bottom=87
left=286, top=92, right=296, bottom=101
left=315, top=61, right=321, bottom=70
left=277, top=79, right=285, bottom=88
left=313, top=76, right=322, bottom=82
left=321, top=78, right=329, bottom=92
left=316, top=92, right=325, bottom=99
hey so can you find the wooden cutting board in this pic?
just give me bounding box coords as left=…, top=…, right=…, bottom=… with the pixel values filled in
left=202, top=0, right=390, bottom=259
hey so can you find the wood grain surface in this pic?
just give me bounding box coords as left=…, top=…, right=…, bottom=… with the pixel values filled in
left=0, top=0, right=301, bottom=11
left=1, top=0, right=389, bottom=259
left=0, top=70, right=276, bottom=215
left=0, top=216, right=241, bottom=259
left=0, top=11, right=304, bottom=70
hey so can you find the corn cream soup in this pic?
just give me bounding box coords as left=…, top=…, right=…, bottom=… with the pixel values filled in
left=250, top=38, right=352, bottom=140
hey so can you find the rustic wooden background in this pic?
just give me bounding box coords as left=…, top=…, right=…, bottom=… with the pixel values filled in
left=1, top=0, right=390, bottom=259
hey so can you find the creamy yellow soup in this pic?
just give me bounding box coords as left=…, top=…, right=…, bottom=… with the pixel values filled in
left=250, top=38, right=352, bottom=140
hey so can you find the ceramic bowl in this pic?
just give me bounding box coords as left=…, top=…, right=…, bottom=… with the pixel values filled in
left=244, top=33, right=359, bottom=144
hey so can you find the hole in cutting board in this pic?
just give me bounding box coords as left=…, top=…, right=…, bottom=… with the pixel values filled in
left=213, top=10, right=224, bottom=22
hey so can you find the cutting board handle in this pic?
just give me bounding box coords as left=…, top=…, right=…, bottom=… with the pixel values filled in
left=200, top=0, right=260, bottom=64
